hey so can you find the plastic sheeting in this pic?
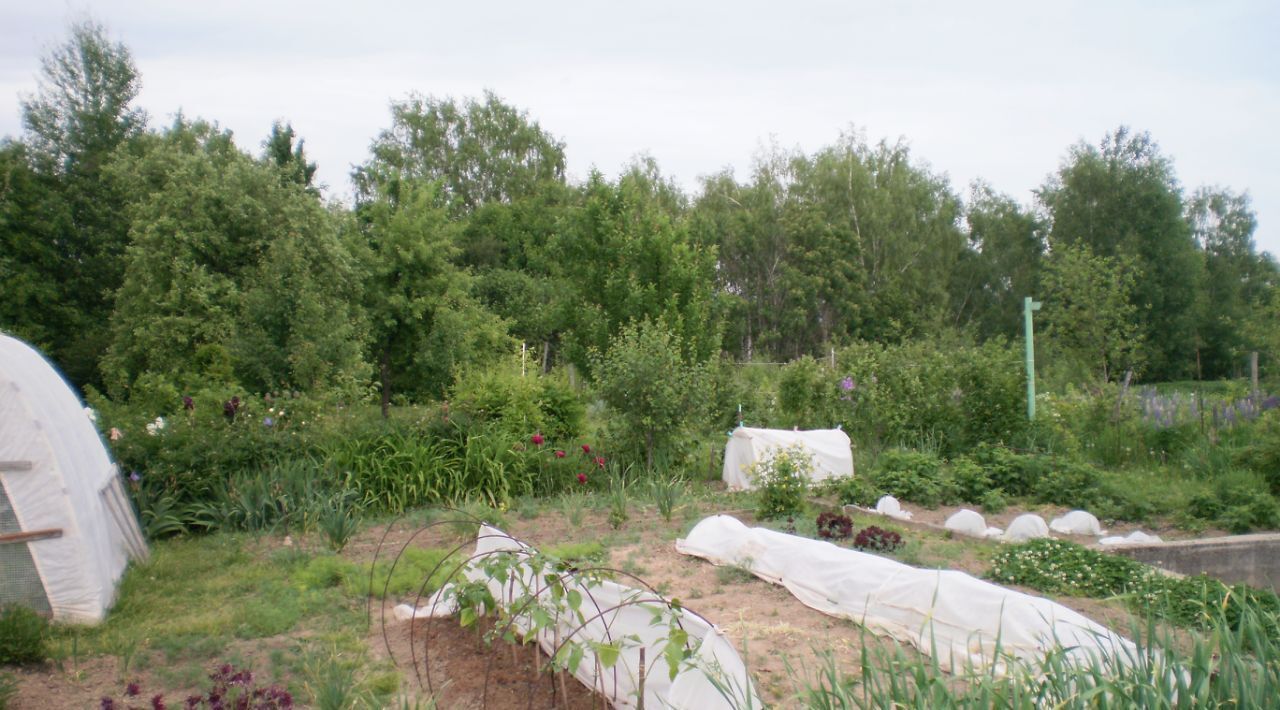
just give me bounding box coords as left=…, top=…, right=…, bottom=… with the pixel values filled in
left=1002, top=514, right=1051, bottom=542
left=1050, top=511, right=1104, bottom=536
left=721, top=427, right=852, bottom=490
left=945, top=509, right=1003, bottom=539
left=0, top=334, right=147, bottom=623
left=400, top=525, right=760, bottom=709
left=676, top=515, right=1136, bottom=673
left=874, top=495, right=913, bottom=520
left=1100, top=530, right=1163, bottom=546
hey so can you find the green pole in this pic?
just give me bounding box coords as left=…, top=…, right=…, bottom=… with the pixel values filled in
left=1024, top=296, right=1042, bottom=420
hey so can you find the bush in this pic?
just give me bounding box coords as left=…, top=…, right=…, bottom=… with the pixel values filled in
left=1031, top=460, right=1102, bottom=507
left=1188, top=470, right=1280, bottom=533
left=0, top=604, right=47, bottom=664
left=980, top=488, right=1007, bottom=514
left=751, top=444, right=812, bottom=519
left=853, top=526, right=903, bottom=553
left=871, top=449, right=951, bottom=508
left=947, top=456, right=993, bottom=504
left=835, top=476, right=879, bottom=507
left=449, top=360, right=584, bottom=442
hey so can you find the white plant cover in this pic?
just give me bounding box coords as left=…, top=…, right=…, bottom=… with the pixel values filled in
left=676, top=515, right=1137, bottom=673
left=874, top=495, right=913, bottom=520
left=399, top=525, right=760, bottom=709
left=1100, top=530, right=1163, bottom=546
left=721, top=426, right=852, bottom=490
left=1050, top=510, right=1104, bottom=536
left=0, top=334, right=147, bottom=623
left=1003, top=513, right=1051, bottom=542
left=945, top=509, right=989, bottom=538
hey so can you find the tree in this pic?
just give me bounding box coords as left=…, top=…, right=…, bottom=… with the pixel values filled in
left=17, top=19, right=145, bottom=388
left=591, top=318, right=711, bottom=470
left=263, top=121, right=317, bottom=191
left=1186, top=187, right=1275, bottom=378
left=1039, top=127, right=1203, bottom=379
left=101, top=119, right=368, bottom=398
left=950, top=183, right=1045, bottom=339
left=0, top=142, right=71, bottom=347
left=692, top=132, right=964, bottom=360
left=358, top=180, right=510, bottom=415
left=554, top=162, right=721, bottom=373
left=1040, top=243, right=1144, bottom=382
left=353, top=91, right=565, bottom=216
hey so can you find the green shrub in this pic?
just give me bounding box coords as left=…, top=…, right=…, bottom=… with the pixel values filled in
left=947, top=455, right=992, bottom=503
left=751, top=444, right=812, bottom=519
left=0, top=604, right=48, bottom=664
left=835, top=476, right=879, bottom=507
left=449, top=361, right=584, bottom=442
left=979, top=488, right=1007, bottom=514
left=871, top=449, right=948, bottom=507
left=1031, top=460, right=1102, bottom=507
left=1188, top=470, right=1280, bottom=533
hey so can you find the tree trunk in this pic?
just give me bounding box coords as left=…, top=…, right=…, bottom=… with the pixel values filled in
left=380, top=351, right=392, bottom=419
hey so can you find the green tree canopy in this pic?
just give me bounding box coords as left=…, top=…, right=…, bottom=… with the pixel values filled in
left=1039, top=127, right=1203, bottom=379
left=101, top=119, right=368, bottom=398
left=353, top=91, right=566, bottom=216
left=1041, top=243, right=1144, bottom=382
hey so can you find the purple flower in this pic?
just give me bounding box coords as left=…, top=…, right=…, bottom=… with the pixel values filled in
left=151, top=695, right=167, bottom=710
left=840, top=376, right=854, bottom=391
left=182, top=396, right=194, bottom=411
left=129, top=471, right=142, bottom=483
left=126, top=682, right=141, bottom=697
left=263, top=417, right=274, bottom=427
left=531, top=433, right=544, bottom=446
left=100, top=698, right=116, bottom=710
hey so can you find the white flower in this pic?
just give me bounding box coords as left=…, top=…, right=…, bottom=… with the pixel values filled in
left=145, top=416, right=166, bottom=436
left=84, top=407, right=98, bottom=424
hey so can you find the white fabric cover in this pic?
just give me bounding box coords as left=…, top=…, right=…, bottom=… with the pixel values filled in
left=945, top=509, right=988, bottom=538
left=676, top=515, right=1136, bottom=673
left=0, top=334, right=147, bottom=623
left=1100, top=530, right=1163, bottom=546
left=874, top=495, right=913, bottom=520
left=402, top=525, right=760, bottom=709
left=721, top=427, right=852, bottom=490
left=1003, top=514, right=1051, bottom=542
left=1050, top=510, right=1104, bottom=536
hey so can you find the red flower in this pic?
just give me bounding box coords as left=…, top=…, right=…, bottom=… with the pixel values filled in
left=531, top=433, right=545, bottom=446
left=581, top=444, right=591, bottom=454
left=555, top=450, right=566, bottom=458
left=595, top=456, right=606, bottom=468
left=577, top=473, right=588, bottom=484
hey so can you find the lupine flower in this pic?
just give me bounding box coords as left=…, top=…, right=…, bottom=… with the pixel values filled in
left=182, top=396, right=194, bottom=411
left=555, top=450, right=566, bottom=458
left=531, top=433, right=544, bottom=446
left=577, top=473, right=588, bottom=484
left=840, top=376, right=854, bottom=391
left=581, top=444, right=591, bottom=454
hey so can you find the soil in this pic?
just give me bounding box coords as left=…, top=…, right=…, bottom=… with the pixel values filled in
left=9, top=497, right=1203, bottom=709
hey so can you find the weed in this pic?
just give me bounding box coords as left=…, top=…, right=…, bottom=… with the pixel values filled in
left=649, top=475, right=685, bottom=522
left=0, top=604, right=47, bottom=664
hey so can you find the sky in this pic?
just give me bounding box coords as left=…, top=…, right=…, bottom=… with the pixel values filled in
left=2, top=0, right=1278, bottom=256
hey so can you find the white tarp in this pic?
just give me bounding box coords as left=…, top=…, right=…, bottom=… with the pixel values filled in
left=1050, top=510, right=1104, bottom=536
left=945, top=509, right=1003, bottom=539
left=400, top=525, right=760, bottom=709
left=676, top=515, right=1136, bottom=673
left=1002, top=513, right=1051, bottom=542
left=721, top=426, right=853, bottom=490
left=0, top=334, right=147, bottom=623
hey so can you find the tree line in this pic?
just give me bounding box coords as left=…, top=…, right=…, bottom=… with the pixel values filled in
left=2, top=21, right=1276, bottom=410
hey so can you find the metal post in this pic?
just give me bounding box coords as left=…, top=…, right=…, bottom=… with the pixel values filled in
left=1024, top=296, right=1042, bottom=420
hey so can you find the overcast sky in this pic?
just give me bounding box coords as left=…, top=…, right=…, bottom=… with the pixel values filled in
left=2, top=1, right=1277, bottom=256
